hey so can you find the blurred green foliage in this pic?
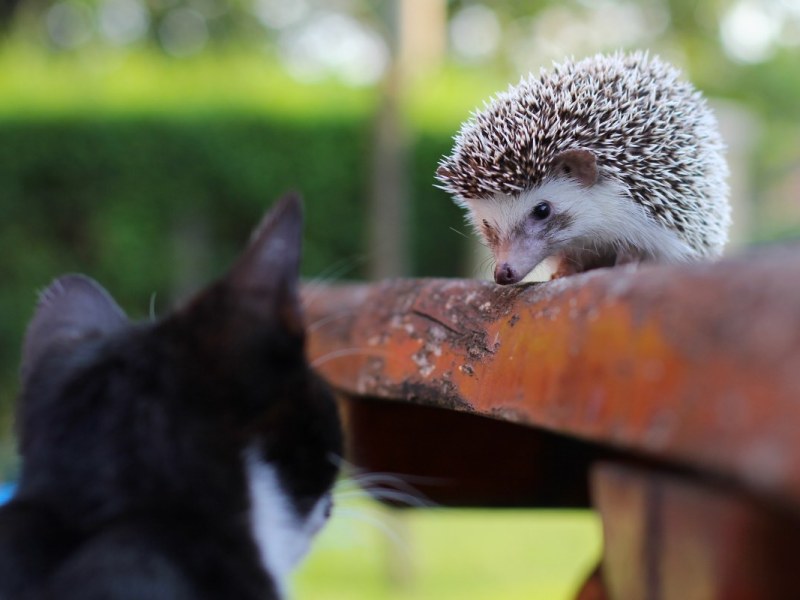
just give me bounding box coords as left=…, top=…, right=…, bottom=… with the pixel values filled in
left=0, top=47, right=377, bottom=117
left=295, top=506, right=602, bottom=600
left=0, top=49, right=478, bottom=445
left=0, top=2, right=797, bottom=595
left=0, top=116, right=467, bottom=395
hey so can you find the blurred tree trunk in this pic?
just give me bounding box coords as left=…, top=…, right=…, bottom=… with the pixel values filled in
left=713, top=100, right=758, bottom=251
left=369, top=68, right=411, bottom=280
left=368, top=0, right=446, bottom=280
left=397, top=0, right=446, bottom=80
left=369, top=0, right=446, bottom=586
left=170, top=213, right=211, bottom=303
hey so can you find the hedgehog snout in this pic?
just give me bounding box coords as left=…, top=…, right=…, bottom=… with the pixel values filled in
left=492, top=232, right=551, bottom=286
left=494, top=263, right=522, bottom=285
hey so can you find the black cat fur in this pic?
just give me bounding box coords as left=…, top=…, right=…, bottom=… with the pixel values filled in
left=0, top=194, right=342, bottom=599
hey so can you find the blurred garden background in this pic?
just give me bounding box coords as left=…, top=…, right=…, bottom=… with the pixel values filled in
left=0, top=0, right=799, bottom=598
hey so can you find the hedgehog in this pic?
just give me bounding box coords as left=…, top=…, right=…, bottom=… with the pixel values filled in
left=436, top=51, right=731, bottom=285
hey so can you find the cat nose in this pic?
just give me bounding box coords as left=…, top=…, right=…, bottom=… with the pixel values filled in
left=494, top=263, right=520, bottom=285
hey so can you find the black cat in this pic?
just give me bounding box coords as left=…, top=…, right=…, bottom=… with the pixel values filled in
left=0, top=194, right=342, bottom=599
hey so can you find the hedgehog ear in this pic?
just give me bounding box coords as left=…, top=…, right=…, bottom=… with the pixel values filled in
left=553, top=149, right=598, bottom=187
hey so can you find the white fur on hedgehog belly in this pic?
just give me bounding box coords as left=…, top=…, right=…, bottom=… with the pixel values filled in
left=463, top=177, right=695, bottom=265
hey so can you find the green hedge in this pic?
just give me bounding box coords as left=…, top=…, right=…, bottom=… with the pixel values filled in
left=0, top=114, right=466, bottom=408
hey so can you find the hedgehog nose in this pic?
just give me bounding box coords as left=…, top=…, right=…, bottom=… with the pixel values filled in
left=494, top=263, right=520, bottom=285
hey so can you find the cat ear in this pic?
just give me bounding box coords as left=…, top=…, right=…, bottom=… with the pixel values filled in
left=22, top=274, right=127, bottom=376
left=225, top=192, right=304, bottom=333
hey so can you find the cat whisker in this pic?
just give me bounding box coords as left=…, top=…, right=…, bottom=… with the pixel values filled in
left=333, top=458, right=450, bottom=488
left=333, top=489, right=372, bottom=501
left=328, top=454, right=361, bottom=471
left=348, top=472, right=447, bottom=488
left=335, top=470, right=443, bottom=509
left=307, top=309, right=359, bottom=333
left=302, top=256, right=368, bottom=307
left=333, top=479, right=367, bottom=494
left=334, top=486, right=435, bottom=509
left=310, top=348, right=389, bottom=369
left=359, top=488, right=436, bottom=509
left=328, top=452, right=349, bottom=470
left=306, top=256, right=362, bottom=287
left=333, top=508, right=412, bottom=556
left=357, top=482, right=437, bottom=509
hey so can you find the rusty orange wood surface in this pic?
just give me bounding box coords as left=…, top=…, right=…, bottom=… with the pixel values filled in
left=304, top=246, right=800, bottom=509
left=592, top=463, right=800, bottom=600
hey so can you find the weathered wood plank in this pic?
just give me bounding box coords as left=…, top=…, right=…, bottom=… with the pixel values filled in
left=304, top=246, right=800, bottom=509
left=592, top=462, right=800, bottom=600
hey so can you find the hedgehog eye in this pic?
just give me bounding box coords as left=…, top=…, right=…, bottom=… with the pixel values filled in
left=531, top=202, right=551, bottom=220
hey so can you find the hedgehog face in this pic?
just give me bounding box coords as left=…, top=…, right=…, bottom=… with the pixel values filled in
left=465, top=173, right=694, bottom=285
left=465, top=173, right=615, bottom=284
left=457, top=148, right=607, bottom=284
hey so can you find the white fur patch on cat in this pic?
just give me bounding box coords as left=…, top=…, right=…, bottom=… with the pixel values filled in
left=244, top=445, right=330, bottom=598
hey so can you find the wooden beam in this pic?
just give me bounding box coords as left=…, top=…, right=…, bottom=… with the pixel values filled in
left=304, top=245, right=800, bottom=509
left=592, top=462, right=800, bottom=600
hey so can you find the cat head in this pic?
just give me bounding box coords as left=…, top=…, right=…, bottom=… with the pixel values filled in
left=18, top=194, right=342, bottom=587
